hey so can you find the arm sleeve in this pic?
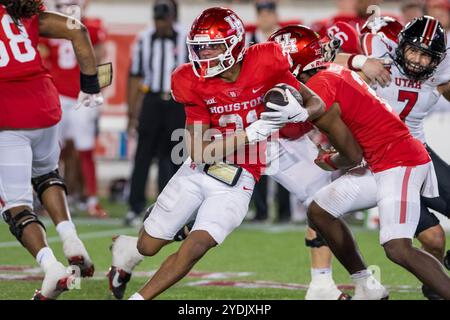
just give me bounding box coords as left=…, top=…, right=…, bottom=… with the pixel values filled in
left=306, top=72, right=337, bottom=110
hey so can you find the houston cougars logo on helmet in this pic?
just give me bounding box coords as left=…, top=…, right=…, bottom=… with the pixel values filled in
left=186, top=7, right=246, bottom=78
left=269, top=25, right=326, bottom=76
left=273, top=33, right=299, bottom=54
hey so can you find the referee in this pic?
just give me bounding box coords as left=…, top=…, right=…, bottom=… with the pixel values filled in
left=125, top=0, right=186, bottom=226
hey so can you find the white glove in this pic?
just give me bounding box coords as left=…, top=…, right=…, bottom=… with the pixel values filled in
left=75, top=92, right=104, bottom=109
left=245, top=119, right=283, bottom=144
left=261, top=89, right=309, bottom=124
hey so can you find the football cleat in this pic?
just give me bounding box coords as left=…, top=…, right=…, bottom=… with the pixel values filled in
left=68, top=255, right=95, bottom=278
left=353, top=275, right=389, bottom=300
left=108, top=235, right=144, bottom=299
left=63, top=236, right=95, bottom=278
left=88, top=203, right=108, bottom=218
left=338, top=292, right=352, bottom=300
left=305, top=283, right=351, bottom=300
left=422, top=284, right=443, bottom=300
left=444, top=250, right=450, bottom=271
left=107, top=266, right=131, bottom=300
left=32, top=261, right=72, bottom=300
left=123, top=211, right=142, bottom=228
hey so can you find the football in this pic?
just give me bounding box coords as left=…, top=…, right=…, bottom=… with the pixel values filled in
left=263, top=83, right=303, bottom=111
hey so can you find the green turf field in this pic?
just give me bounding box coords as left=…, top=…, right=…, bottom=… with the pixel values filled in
left=0, top=200, right=446, bottom=300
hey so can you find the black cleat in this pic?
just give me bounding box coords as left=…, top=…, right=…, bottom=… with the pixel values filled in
left=422, top=284, right=443, bottom=300
left=444, top=250, right=450, bottom=271
left=107, top=266, right=131, bottom=300
left=338, top=293, right=352, bottom=300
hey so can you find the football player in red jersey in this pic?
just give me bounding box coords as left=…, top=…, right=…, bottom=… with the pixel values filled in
left=40, top=0, right=108, bottom=218
left=262, top=25, right=450, bottom=299
left=0, top=0, right=102, bottom=299
left=322, top=15, right=450, bottom=300
left=114, top=7, right=365, bottom=301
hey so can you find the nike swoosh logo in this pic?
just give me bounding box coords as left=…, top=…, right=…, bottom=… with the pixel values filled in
left=288, top=113, right=302, bottom=120
left=112, top=272, right=122, bottom=288
left=243, top=186, right=253, bottom=191
left=252, top=86, right=264, bottom=94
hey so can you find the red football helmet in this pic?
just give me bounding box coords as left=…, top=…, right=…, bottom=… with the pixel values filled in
left=187, top=7, right=246, bottom=78
left=268, top=25, right=326, bottom=77
left=327, top=21, right=362, bottom=54
left=360, top=16, right=403, bottom=43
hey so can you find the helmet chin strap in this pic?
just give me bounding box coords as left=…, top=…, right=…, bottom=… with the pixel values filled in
left=292, top=65, right=301, bottom=77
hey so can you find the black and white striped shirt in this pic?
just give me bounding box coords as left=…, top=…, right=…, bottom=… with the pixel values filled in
left=130, top=26, right=187, bottom=93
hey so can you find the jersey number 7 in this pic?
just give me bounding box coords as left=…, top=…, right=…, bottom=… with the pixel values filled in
left=397, top=90, right=419, bottom=121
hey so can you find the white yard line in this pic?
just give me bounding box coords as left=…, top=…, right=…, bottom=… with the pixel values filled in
left=0, top=227, right=136, bottom=248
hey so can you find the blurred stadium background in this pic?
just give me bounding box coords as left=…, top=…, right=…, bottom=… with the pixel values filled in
left=1, top=0, right=450, bottom=300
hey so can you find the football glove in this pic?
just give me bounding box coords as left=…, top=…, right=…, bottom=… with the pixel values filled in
left=262, top=89, right=309, bottom=124
left=75, top=92, right=104, bottom=109
left=245, top=119, right=283, bottom=144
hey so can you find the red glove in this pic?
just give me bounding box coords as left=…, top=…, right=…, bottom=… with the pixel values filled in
left=314, top=146, right=339, bottom=171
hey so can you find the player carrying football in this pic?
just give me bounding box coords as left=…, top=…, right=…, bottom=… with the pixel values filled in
left=108, top=7, right=367, bottom=300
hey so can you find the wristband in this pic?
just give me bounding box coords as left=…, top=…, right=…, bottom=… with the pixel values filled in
left=348, top=54, right=368, bottom=71
left=322, top=153, right=338, bottom=170
left=80, top=72, right=100, bottom=94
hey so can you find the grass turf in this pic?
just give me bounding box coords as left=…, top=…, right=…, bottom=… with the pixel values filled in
left=0, top=200, right=445, bottom=300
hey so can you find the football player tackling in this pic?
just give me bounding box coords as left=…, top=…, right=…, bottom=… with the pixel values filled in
left=275, top=23, right=450, bottom=299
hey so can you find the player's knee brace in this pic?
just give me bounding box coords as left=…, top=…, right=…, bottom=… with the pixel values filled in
left=142, top=203, right=156, bottom=222
left=31, top=169, right=67, bottom=202
left=305, top=232, right=328, bottom=248
left=173, top=221, right=195, bottom=242
left=2, top=209, right=46, bottom=244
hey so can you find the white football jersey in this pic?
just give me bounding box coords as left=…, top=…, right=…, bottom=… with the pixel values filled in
left=363, top=34, right=450, bottom=143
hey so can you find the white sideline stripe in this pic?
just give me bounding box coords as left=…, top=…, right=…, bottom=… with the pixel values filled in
left=41, top=217, right=127, bottom=227
left=0, top=228, right=135, bottom=248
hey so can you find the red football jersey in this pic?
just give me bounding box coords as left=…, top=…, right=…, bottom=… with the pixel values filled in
left=0, top=6, right=60, bottom=129
left=306, top=64, right=430, bottom=173
left=311, top=14, right=365, bottom=39
left=171, top=42, right=302, bottom=180
left=279, top=122, right=313, bottom=140
left=42, top=18, right=106, bottom=98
